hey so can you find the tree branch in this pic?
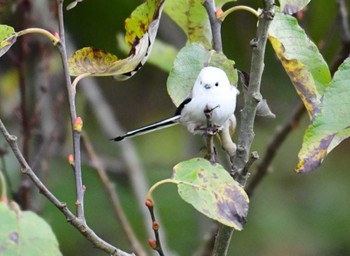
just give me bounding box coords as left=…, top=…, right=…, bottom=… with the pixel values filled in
left=55, top=0, right=85, bottom=221
left=203, top=0, right=223, bottom=51
left=0, top=119, right=134, bottom=256
left=212, top=1, right=275, bottom=255
left=231, top=2, right=274, bottom=183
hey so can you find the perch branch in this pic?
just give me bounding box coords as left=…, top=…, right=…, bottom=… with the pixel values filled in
left=212, top=1, right=275, bottom=255
left=231, top=0, right=275, bottom=183
left=204, top=106, right=218, bottom=163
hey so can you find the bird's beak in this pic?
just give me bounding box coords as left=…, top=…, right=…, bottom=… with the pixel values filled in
left=204, top=84, right=211, bottom=89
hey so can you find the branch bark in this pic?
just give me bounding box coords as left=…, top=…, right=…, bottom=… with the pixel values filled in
left=203, top=0, right=223, bottom=51
left=56, top=0, right=85, bottom=221
left=0, top=119, right=134, bottom=256
left=212, top=1, right=275, bottom=255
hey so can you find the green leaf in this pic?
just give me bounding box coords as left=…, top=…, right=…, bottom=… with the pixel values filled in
left=164, top=0, right=211, bottom=47
left=68, top=0, right=165, bottom=80
left=0, top=25, right=17, bottom=58
left=164, top=0, right=236, bottom=47
left=167, top=43, right=237, bottom=106
left=279, top=0, right=311, bottom=14
left=173, top=158, right=249, bottom=230
left=268, top=12, right=331, bottom=119
left=0, top=202, right=62, bottom=256
left=116, top=33, right=177, bottom=73
left=296, top=57, right=350, bottom=173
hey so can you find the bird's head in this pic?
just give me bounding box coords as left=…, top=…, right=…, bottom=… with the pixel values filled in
left=192, top=66, right=237, bottom=96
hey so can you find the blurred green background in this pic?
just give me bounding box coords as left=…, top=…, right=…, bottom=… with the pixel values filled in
left=0, top=0, right=350, bottom=255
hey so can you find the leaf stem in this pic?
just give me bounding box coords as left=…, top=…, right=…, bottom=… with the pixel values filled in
left=217, top=5, right=259, bottom=22
left=16, top=28, right=59, bottom=45
left=146, top=178, right=178, bottom=201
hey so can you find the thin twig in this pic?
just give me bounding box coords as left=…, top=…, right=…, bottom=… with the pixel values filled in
left=145, top=199, right=165, bottom=256
left=81, top=132, right=147, bottom=256
left=55, top=0, right=85, bottom=221
left=241, top=151, right=259, bottom=178
left=0, top=119, right=134, bottom=256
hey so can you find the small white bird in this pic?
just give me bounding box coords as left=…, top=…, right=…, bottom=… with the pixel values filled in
left=112, top=66, right=239, bottom=141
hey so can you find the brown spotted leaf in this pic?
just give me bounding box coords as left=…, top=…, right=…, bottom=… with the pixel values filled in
left=173, top=158, right=249, bottom=230
left=268, top=12, right=331, bottom=119
left=68, top=0, right=165, bottom=80
left=116, top=33, right=178, bottom=73
left=295, top=57, right=350, bottom=173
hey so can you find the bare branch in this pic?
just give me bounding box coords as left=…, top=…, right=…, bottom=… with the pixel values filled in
left=55, top=0, right=85, bottom=221
left=203, top=0, right=223, bottom=51
left=0, top=119, right=134, bottom=256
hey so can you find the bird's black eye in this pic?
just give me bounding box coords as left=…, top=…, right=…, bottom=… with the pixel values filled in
left=215, top=82, right=219, bottom=87
left=200, top=81, right=203, bottom=85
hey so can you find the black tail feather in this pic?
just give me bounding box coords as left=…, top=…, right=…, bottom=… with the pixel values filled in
left=111, top=115, right=180, bottom=141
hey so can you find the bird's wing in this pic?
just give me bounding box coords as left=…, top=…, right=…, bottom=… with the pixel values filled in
left=174, top=97, right=192, bottom=116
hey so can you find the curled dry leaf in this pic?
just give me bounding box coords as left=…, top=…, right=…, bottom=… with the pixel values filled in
left=68, top=0, right=165, bottom=81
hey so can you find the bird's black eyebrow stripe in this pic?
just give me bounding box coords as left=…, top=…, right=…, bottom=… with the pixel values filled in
left=174, top=97, right=192, bottom=116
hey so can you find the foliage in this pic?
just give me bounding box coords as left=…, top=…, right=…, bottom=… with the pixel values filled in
left=147, top=158, right=249, bottom=230
left=0, top=202, right=61, bottom=256
left=0, top=0, right=349, bottom=255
